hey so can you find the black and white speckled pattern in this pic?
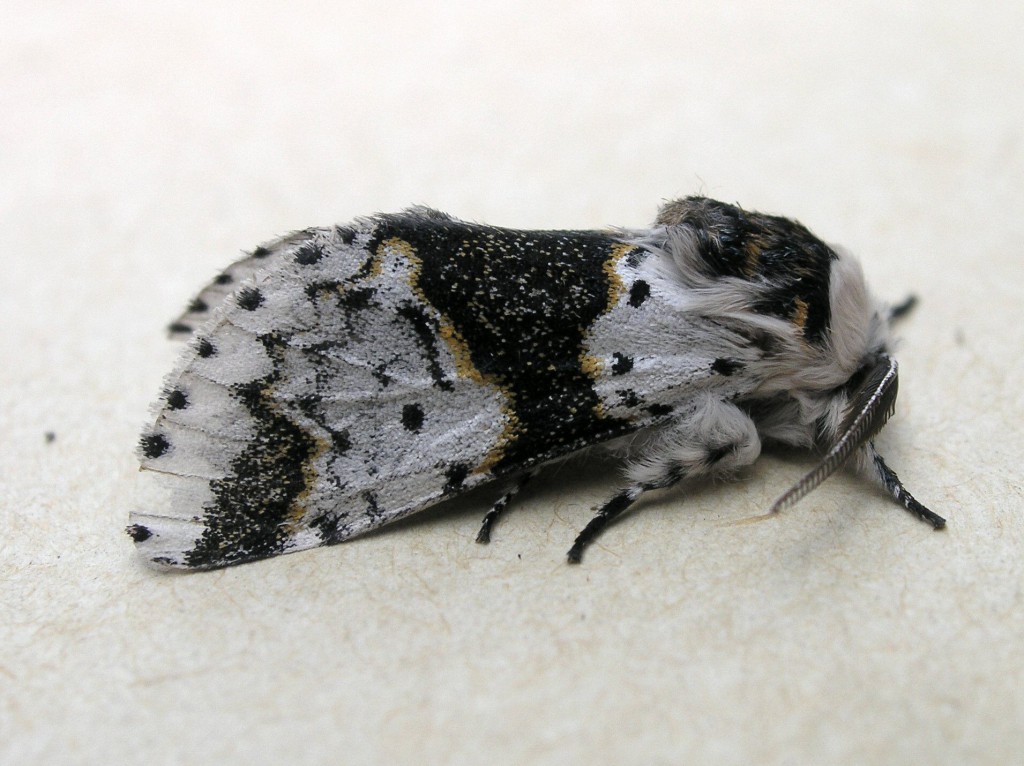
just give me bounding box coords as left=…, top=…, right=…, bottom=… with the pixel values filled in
left=131, top=198, right=936, bottom=570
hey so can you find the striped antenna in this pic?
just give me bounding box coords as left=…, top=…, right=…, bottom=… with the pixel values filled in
left=770, top=356, right=899, bottom=514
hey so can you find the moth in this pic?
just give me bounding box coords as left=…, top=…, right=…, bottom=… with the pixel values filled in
left=129, top=197, right=943, bottom=570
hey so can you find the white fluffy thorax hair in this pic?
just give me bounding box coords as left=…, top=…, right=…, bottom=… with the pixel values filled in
left=632, top=198, right=893, bottom=451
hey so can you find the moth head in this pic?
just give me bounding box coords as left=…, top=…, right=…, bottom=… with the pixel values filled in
left=771, top=354, right=900, bottom=513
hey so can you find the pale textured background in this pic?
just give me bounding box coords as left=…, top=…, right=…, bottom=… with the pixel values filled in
left=2, top=2, right=1022, bottom=764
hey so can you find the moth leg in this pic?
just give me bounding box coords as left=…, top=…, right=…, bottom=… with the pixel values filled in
left=566, top=478, right=673, bottom=564
left=475, top=470, right=537, bottom=544
left=887, top=295, right=918, bottom=323
left=567, top=396, right=761, bottom=564
left=866, top=442, right=946, bottom=529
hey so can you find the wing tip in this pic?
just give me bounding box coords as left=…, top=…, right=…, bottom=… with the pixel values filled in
left=127, top=507, right=205, bottom=571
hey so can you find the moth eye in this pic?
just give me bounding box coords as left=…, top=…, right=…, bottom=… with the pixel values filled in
left=838, top=361, right=872, bottom=395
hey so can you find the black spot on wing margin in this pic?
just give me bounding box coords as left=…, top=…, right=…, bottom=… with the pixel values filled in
left=127, top=524, right=152, bottom=542
left=140, top=433, right=170, bottom=459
